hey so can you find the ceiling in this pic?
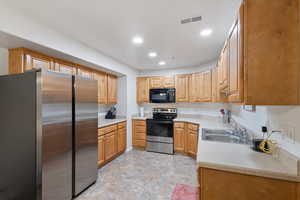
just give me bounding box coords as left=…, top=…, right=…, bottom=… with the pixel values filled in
left=1, top=0, right=242, bottom=70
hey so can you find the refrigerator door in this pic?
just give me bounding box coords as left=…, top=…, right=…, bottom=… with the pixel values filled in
left=73, top=76, right=98, bottom=196
left=41, top=71, right=73, bottom=200
left=0, top=72, right=37, bottom=200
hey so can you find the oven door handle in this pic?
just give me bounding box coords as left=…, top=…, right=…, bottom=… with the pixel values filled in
left=147, top=119, right=173, bottom=125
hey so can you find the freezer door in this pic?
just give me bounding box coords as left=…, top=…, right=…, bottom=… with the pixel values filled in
left=73, top=76, right=98, bottom=196
left=41, top=71, right=73, bottom=200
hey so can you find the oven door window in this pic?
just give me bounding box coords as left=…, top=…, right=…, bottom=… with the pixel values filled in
left=146, top=119, right=173, bottom=138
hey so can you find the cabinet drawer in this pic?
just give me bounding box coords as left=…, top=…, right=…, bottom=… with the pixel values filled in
left=98, top=124, right=117, bottom=136
left=118, top=121, right=126, bottom=129
left=135, top=131, right=146, bottom=140
left=188, top=123, right=199, bottom=131
left=134, top=120, right=146, bottom=126
left=174, top=122, right=185, bottom=128
left=135, top=125, right=146, bottom=133
left=134, top=139, right=146, bottom=148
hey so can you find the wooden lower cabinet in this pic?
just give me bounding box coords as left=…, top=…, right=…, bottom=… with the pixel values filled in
left=98, top=121, right=127, bottom=167
left=132, top=120, right=146, bottom=149
left=117, top=122, right=127, bottom=153
left=104, top=132, right=117, bottom=161
left=174, top=122, right=199, bottom=159
left=199, top=167, right=300, bottom=200
left=98, top=136, right=105, bottom=166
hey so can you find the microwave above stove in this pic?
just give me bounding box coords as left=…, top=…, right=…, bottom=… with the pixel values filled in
left=150, top=88, right=175, bottom=103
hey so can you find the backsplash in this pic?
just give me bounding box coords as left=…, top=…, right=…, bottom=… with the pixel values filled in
left=139, top=102, right=229, bottom=117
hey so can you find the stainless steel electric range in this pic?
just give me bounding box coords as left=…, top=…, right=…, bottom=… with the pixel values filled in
left=146, top=108, right=177, bottom=154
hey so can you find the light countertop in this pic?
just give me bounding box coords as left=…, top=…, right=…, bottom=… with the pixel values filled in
left=131, top=113, right=300, bottom=182
left=98, top=116, right=127, bottom=128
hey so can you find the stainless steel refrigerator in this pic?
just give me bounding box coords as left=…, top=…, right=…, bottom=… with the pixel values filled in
left=0, top=70, right=98, bottom=200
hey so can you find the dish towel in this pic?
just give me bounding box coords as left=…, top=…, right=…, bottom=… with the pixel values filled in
left=171, top=184, right=199, bottom=200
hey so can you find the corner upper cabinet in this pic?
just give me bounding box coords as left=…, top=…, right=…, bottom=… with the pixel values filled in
left=9, top=48, right=54, bottom=74
left=175, top=74, right=190, bottom=102
left=137, top=77, right=150, bottom=103
left=107, top=74, right=117, bottom=104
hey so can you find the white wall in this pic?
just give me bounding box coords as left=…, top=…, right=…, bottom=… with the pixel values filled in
left=138, top=61, right=217, bottom=77
left=141, top=103, right=227, bottom=117
left=231, top=105, right=300, bottom=157
left=0, top=48, right=8, bottom=75
left=0, top=4, right=138, bottom=150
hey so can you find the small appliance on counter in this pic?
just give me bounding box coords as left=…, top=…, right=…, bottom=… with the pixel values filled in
left=146, top=108, right=177, bottom=154
left=105, top=106, right=116, bottom=119
left=139, top=107, right=145, bottom=117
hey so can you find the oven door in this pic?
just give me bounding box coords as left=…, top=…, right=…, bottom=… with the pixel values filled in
left=146, top=119, right=173, bottom=143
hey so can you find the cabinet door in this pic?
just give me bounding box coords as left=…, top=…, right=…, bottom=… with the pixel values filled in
left=228, top=9, right=244, bottom=103
left=150, top=76, right=163, bottom=88
left=94, top=72, right=108, bottom=104
left=189, top=73, right=201, bottom=102
left=54, top=60, right=76, bottom=75
left=187, top=130, right=198, bottom=158
left=77, top=67, right=94, bottom=79
left=174, top=127, right=185, bottom=153
left=98, top=136, right=105, bottom=166
left=175, top=74, right=190, bottom=102
left=163, top=76, right=175, bottom=88
left=25, top=53, right=53, bottom=71
left=211, top=68, right=219, bottom=102
left=132, top=120, right=146, bottom=148
left=117, top=128, right=126, bottom=153
left=219, top=43, right=229, bottom=90
left=202, top=70, right=212, bottom=101
left=137, top=77, right=149, bottom=103
left=104, top=132, right=116, bottom=161
left=107, top=75, right=117, bottom=104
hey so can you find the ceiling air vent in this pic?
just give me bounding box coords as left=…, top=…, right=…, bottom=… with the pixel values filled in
left=181, top=16, right=202, bottom=24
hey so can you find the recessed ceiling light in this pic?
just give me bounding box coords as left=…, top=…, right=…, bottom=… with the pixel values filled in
left=200, top=29, right=213, bottom=37
left=132, top=36, right=144, bottom=45
left=159, top=61, right=166, bottom=66
left=148, top=52, right=157, bottom=58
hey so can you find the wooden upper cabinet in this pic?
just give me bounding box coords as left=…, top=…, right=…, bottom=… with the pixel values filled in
left=242, top=0, right=300, bottom=105
left=162, top=76, right=175, bottom=88
left=175, top=74, right=190, bottom=102
left=77, top=66, right=94, bottom=79
left=137, top=77, right=149, bottom=103
left=94, top=72, right=108, bottom=104
left=9, top=48, right=54, bottom=74
left=150, top=76, right=163, bottom=88
left=219, top=43, right=229, bottom=91
left=107, top=74, right=117, bottom=104
left=54, top=59, right=76, bottom=75
left=25, top=53, right=53, bottom=71
left=211, top=67, right=219, bottom=103
left=201, top=70, right=212, bottom=102
left=189, top=71, right=211, bottom=102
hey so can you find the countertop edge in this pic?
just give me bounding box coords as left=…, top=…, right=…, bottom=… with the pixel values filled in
left=98, top=118, right=127, bottom=128
left=198, top=161, right=300, bottom=183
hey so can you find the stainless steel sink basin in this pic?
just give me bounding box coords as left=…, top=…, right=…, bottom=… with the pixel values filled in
left=202, top=128, right=249, bottom=144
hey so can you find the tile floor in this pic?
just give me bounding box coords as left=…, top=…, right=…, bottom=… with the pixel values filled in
left=76, top=149, right=198, bottom=200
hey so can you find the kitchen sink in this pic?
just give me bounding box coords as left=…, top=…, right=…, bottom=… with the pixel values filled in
left=202, top=128, right=249, bottom=144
